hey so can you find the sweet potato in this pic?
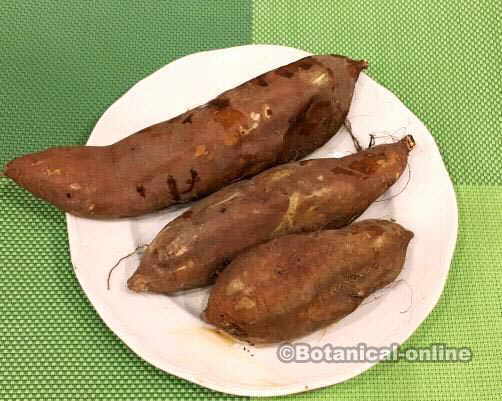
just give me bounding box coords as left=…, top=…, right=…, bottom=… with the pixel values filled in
left=127, top=136, right=415, bottom=294
left=203, top=219, right=413, bottom=344
left=4, top=55, right=367, bottom=218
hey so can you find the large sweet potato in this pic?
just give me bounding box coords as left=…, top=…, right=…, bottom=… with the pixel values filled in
left=4, top=55, right=367, bottom=218
left=127, top=136, right=415, bottom=294
left=203, top=219, right=414, bottom=344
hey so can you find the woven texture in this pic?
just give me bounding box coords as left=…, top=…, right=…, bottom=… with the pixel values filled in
left=260, top=186, right=502, bottom=401
left=0, top=1, right=250, bottom=400
left=1, top=1, right=501, bottom=400
left=253, top=0, right=502, bottom=185
left=252, top=1, right=502, bottom=400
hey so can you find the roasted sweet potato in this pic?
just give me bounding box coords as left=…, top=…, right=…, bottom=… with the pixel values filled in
left=203, top=219, right=414, bottom=344
left=4, top=55, right=367, bottom=218
left=127, top=136, right=415, bottom=294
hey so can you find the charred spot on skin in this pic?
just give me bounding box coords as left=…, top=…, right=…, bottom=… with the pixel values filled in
left=263, top=105, right=273, bottom=119
left=181, top=210, right=193, bottom=219
left=275, top=66, right=295, bottom=78
left=220, top=207, right=227, bottom=213
left=130, top=146, right=136, bottom=151
left=238, top=124, right=251, bottom=136
left=136, top=185, right=146, bottom=198
left=209, top=97, right=230, bottom=109
left=66, top=193, right=72, bottom=199
left=182, top=169, right=199, bottom=194
left=209, top=270, right=221, bottom=282
left=254, top=76, right=268, bottom=87
left=167, top=176, right=180, bottom=201
left=182, top=114, right=193, bottom=124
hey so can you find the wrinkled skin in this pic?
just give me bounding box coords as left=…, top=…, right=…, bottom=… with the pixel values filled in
left=4, top=55, right=367, bottom=218
left=203, top=219, right=414, bottom=344
left=128, top=136, right=415, bottom=294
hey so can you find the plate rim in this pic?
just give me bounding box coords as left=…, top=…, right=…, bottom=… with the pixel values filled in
left=66, top=44, right=459, bottom=397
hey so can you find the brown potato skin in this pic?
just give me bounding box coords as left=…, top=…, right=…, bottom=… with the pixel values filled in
left=4, top=55, right=367, bottom=218
left=128, top=136, right=414, bottom=294
left=203, top=219, right=414, bottom=344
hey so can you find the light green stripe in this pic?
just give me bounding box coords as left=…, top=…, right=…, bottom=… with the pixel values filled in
left=252, top=0, right=502, bottom=185
left=255, top=185, right=502, bottom=400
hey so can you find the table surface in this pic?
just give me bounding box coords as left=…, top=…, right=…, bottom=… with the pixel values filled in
left=1, top=1, right=500, bottom=400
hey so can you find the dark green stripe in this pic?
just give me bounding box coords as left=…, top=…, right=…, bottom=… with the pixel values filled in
left=1, top=1, right=251, bottom=399
left=1, top=0, right=252, bottom=164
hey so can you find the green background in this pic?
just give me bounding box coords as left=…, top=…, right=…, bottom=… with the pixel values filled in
left=1, top=1, right=500, bottom=400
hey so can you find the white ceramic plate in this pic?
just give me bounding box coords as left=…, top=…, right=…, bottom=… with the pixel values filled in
left=66, top=45, right=458, bottom=396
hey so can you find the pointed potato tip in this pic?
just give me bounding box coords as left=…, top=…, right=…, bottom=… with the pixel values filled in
left=407, top=229, right=415, bottom=240
left=3, top=155, right=35, bottom=183
left=127, top=273, right=150, bottom=293
left=3, top=159, right=16, bottom=180
left=402, top=135, right=416, bottom=152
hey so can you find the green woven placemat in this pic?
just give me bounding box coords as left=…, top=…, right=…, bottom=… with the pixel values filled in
left=1, top=2, right=251, bottom=400
left=1, top=1, right=501, bottom=400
